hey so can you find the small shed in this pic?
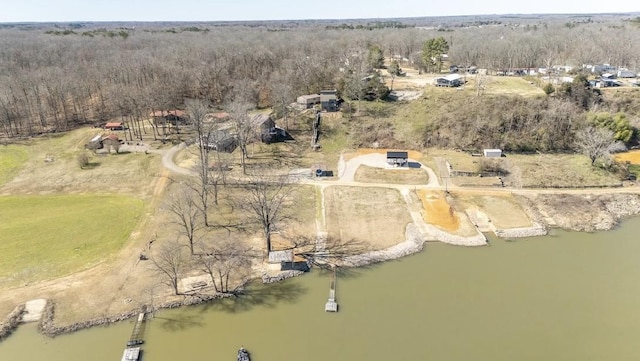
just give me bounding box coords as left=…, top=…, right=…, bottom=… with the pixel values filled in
left=297, top=94, right=321, bottom=109
left=320, top=90, right=339, bottom=112
left=617, top=69, right=636, bottom=78
left=386, top=151, right=409, bottom=167
left=85, top=134, right=104, bottom=150
left=483, top=149, right=502, bottom=158
left=268, top=249, right=293, bottom=264
left=104, top=122, right=124, bottom=131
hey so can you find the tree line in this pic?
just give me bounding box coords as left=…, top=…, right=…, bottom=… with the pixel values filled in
left=0, top=16, right=638, bottom=141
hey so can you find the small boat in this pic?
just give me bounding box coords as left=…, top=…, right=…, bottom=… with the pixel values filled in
left=237, top=346, right=250, bottom=361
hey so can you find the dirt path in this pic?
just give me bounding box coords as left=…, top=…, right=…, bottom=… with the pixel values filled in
left=162, top=143, right=197, bottom=177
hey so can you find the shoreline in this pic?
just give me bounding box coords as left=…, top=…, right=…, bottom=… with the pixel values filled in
left=2, top=192, right=640, bottom=340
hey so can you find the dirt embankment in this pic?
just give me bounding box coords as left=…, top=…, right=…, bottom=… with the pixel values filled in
left=519, top=193, right=640, bottom=232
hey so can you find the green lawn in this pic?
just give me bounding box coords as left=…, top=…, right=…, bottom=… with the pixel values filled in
left=0, top=145, right=29, bottom=186
left=0, top=194, right=143, bottom=287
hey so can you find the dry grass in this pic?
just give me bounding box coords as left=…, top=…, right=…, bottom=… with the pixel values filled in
left=0, top=128, right=161, bottom=197
left=324, top=186, right=411, bottom=250
left=615, top=150, right=640, bottom=164
left=455, top=193, right=533, bottom=229
left=506, top=153, right=621, bottom=188
left=354, top=165, right=429, bottom=184
left=480, top=76, right=546, bottom=97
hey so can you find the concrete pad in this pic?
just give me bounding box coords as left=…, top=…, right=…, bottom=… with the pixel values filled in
left=22, top=299, right=47, bottom=322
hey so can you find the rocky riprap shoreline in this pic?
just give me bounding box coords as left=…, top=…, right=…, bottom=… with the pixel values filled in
left=521, top=193, right=640, bottom=232
left=0, top=304, right=26, bottom=341
left=262, top=270, right=306, bottom=284
left=34, top=292, right=237, bottom=338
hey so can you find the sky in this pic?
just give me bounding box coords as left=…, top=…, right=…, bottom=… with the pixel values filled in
left=0, top=0, right=637, bottom=22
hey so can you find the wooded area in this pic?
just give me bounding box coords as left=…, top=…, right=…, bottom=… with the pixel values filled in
left=0, top=14, right=639, bottom=151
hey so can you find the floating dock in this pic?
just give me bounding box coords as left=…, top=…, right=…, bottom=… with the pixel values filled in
left=121, top=346, right=141, bottom=361
left=325, top=267, right=338, bottom=312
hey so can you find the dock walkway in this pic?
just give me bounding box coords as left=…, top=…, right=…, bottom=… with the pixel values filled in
left=325, top=267, right=338, bottom=312
left=121, top=312, right=146, bottom=361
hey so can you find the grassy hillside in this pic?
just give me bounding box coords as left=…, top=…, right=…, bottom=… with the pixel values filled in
left=0, top=145, right=29, bottom=186
left=0, top=194, right=143, bottom=287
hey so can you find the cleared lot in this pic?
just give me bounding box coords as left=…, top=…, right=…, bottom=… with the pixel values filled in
left=324, top=186, right=412, bottom=251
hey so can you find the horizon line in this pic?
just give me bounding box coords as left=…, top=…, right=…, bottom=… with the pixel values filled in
left=1, top=11, right=639, bottom=25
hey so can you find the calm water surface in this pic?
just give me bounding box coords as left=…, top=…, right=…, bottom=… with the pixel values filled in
left=3, top=218, right=640, bottom=361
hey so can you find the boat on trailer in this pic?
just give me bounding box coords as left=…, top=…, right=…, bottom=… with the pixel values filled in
left=237, top=346, right=250, bottom=361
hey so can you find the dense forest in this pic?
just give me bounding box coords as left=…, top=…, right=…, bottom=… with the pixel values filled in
left=0, top=14, right=639, bottom=152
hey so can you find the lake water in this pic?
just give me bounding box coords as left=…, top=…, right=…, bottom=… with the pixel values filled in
left=2, top=218, right=640, bottom=361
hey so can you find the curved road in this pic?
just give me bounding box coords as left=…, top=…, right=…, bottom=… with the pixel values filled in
left=161, top=144, right=640, bottom=196
left=161, top=143, right=198, bottom=177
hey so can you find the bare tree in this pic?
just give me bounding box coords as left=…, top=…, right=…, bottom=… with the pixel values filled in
left=290, top=235, right=369, bottom=268
left=150, top=241, right=187, bottom=296
left=165, top=186, right=203, bottom=255
left=228, top=101, right=254, bottom=172
left=576, top=126, right=626, bottom=166
left=187, top=98, right=213, bottom=225
left=237, top=170, right=292, bottom=253
left=198, top=238, right=254, bottom=294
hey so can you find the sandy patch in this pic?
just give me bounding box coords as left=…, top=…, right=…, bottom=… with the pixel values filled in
left=417, top=190, right=459, bottom=231
left=21, top=299, right=47, bottom=322
left=615, top=150, right=640, bottom=164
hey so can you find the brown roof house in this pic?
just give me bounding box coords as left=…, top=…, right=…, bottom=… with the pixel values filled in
left=102, top=134, right=122, bottom=153
left=150, top=110, right=189, bottom=125
left=104, top=122, right=124, bottom=131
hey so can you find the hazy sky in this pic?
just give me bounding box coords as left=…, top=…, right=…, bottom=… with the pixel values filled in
left=0, top=0, right=638, bottom=22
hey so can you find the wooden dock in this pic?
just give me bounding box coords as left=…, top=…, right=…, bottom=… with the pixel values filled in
left=120, top=312, right=146, bottom=361
left=128, top=312, right=146, bottom=345
left=325, top=267, right=338, bottom=312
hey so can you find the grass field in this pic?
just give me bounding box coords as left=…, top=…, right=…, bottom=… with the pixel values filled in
left=354, top=165, right=429, bottom=184
left=0, top=194, right=143, bottom=287
left=506, top=153, right=622, bottom=188
left=0, top=145, right=29, bottom=186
